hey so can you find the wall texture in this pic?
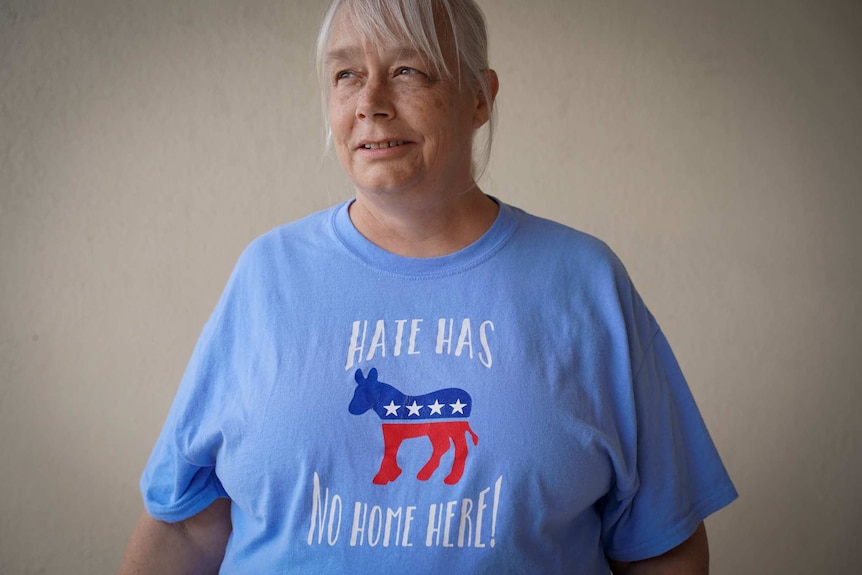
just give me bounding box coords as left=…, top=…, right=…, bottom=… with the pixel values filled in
left=1, top=0, right=860, bottom=572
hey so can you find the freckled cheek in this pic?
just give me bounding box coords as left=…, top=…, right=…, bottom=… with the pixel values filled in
left=329, top=92, right=354, bottom=119
left=329, top=104, right=355, bottom=146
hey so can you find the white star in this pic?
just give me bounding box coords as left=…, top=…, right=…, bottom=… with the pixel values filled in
left=428, top=400, right=444, bottom=416
left=406, top=401, right=423, bottom=416
left=383, top=401, right=401, bottom=416
left=449, top=399, right=467, bottom=415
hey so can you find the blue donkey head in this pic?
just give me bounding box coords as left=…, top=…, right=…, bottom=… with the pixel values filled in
left=349, top=368, right=385, bottom=415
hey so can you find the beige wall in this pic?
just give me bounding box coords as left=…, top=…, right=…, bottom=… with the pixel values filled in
left=1, top=0, right=860, bottom=572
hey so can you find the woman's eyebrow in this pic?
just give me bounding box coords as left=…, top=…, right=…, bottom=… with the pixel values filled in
left=393, top=46, right=425, bottom=60
left=325, top=46, right=361, bottom=64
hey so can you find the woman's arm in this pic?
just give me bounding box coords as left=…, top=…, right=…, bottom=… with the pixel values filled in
left=609, top=522, right=709, bottom=575
left=118, top=498, right=232, bottom=575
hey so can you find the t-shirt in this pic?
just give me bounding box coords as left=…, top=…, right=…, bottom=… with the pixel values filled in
left=141, top=199, right=737, bottom=573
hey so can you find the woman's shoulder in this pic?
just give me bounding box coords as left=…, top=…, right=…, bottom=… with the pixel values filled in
left=240, top=203, right=343, bottom=258
left=259, top=203, right=340, bottom=244
left=507, top=203, right=624, bottom=271
left=213, top=203, right=344, bottom=288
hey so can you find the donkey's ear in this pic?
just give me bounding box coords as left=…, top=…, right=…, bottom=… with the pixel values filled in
left=354, top=368, right=365, bottom=385
left=368, top=367, right=378, bottom=382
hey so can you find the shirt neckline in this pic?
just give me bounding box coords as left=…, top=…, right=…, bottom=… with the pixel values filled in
left=331, top=197, right=518, bottom=279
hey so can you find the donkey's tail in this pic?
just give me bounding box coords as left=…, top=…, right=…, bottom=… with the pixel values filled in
left=466, top=423, right=479, bottom=445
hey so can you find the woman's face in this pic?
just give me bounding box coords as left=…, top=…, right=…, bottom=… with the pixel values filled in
left=326, top=10, right=484, bottom=202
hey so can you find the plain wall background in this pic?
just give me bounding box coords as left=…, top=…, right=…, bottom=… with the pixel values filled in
left=1, top=0, right=860, bottom=572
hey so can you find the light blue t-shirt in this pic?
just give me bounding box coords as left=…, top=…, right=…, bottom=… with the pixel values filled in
left=141, top=200, right=737, bottom=573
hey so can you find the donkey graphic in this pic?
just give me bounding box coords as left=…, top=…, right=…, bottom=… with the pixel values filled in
left=349, top=368, right=478, bottom=485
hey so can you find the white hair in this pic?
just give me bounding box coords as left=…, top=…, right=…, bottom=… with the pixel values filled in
left=315, top=0, right=496, bottom=179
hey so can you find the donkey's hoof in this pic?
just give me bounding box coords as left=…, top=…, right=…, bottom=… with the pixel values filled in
left=373, top=468, right=402, bottom=485
left=443, top=471, right=464, bottom=485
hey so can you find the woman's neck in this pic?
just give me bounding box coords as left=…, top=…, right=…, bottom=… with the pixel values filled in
left=349, top=185, right=499, bottom=258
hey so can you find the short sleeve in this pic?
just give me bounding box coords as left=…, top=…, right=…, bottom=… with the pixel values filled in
left=138, top=241, right=265, bottom=523
left=139, top=309, right=232, bottom=522
left=601, top=328, right=738, bottom=561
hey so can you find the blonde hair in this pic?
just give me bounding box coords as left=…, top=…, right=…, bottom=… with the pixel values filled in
left=315, top=0, right=496, bottom=179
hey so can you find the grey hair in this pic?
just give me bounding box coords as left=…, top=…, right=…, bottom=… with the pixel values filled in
left=315, top=0, right=496, bottom=180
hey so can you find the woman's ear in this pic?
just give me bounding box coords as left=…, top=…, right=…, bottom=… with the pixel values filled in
left=473, top=69, right=499, bottom=129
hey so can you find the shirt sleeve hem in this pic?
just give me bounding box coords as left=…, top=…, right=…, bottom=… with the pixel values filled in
left=605, top=484, right=739, bottom=562
left=143, top=485, right=228, bottom=524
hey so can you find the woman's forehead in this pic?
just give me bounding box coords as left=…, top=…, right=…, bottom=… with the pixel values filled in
left=329, top=6, right=417, bottom=49
left=326, top=6, right=455, bottom=71
left=326, top=43, right=430, bottom=66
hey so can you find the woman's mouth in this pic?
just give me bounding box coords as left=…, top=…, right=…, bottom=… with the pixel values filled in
left=361, top=141, right=408, bottom=150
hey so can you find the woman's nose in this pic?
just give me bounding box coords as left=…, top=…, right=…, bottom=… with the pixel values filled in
left=356, top=79, right=394, bottom=120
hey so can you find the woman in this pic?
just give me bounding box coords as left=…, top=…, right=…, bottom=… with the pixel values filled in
left=120, top=0, right=736, bottom=573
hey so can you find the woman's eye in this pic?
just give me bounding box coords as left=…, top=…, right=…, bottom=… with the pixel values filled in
left=396, top=67, right=421, bottom=76
left=335, top=70, right=355, bottom=81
